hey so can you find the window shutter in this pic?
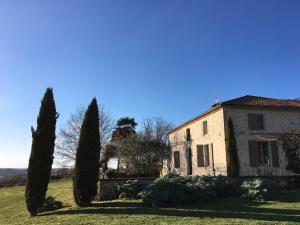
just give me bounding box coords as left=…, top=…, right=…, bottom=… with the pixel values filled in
left=197, top=145, right=204, bottom=167
left=186, top=128, right=191, bottom=141
left=271, top=141, right=280, bottom=167
left=204, top=145, right=210, bottom=166
left=258, top=115, right=264, bottom=129
left=248, top=140, right=259, bottom=167
left=257, top=142, right=266, bottom=166
left=203, top=121, right=208, bottom=135
left=248, top=114, right=264, bottom=130
left=174, top=151, right=180, bottom=168
left=248, top=114, right=255, bottom=130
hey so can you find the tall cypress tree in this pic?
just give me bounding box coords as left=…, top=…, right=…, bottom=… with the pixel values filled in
left=73, top=98, right=100, bottom=206
left=25, top=88, right=58, bottom=216
left=226, top=117, right=239, bottom=177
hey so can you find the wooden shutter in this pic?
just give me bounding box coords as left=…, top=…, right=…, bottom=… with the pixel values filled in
left=197, top=145, right=204, bottom=167
left=271, top=141, right=280, bottom=167
left=248, top=114, right=255, bottom=130
left=248, top=114, right=264, bottom=130
left=174, top=151, right=180, bottom=168
left=211, top=143, right=215, bottom=169
left=203, top=121, right=208, bottom=135
left=186, top=128, right=191, bottom=141
left=204, top=145, right=210, bottom=166
left=248, top=140, right=259, bottom=167
left=257, top=115, right=264, bottom=130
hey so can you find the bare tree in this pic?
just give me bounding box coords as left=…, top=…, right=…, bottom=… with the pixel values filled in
left=142, top=117, right=173, bottom=144
left=55, top=105, right=114, bottom=167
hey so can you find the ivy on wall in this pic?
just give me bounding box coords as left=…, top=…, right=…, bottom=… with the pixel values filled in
left=280, top=134, right=300, bottom=174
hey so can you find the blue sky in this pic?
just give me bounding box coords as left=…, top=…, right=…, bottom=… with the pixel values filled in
left=0, top=0, right=300, bottom=168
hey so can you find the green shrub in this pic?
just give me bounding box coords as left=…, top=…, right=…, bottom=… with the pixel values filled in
left=241, top=179, right=278, bottom=200
left=118, top=180, right=149, bottom=199
left=38, top=196, right=64, bottom=212
left=142, top=174, right=234, bottom=207
left=141, top=173, right=279, bottom=206
left=142, top=174, right=190, bottom=206
left=212, top=176, right=242, bottom=197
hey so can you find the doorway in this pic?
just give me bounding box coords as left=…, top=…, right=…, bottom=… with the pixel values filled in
left=187, top=147, right=193, bottom=175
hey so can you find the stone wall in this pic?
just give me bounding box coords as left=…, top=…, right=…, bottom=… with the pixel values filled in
left=96, top=178, right=156, bottom=201
left=224, top=106, right=300, bottom=176
left=165, top=107, right=228, bottom=176
left=164, top=105, right=300, bottom=177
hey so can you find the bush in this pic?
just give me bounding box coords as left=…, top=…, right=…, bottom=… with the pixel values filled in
left=118, top=179, right=151, bottom=199
left=142, top=173, right=190, bottom=206
left=241, top=179, right=278, bottom=200
left=141, top=173, right=280, bottom=207
left=142, top=173, right=240, bottom=207
left=38, top=196, right=64, bottom=213
left=211, top=176, right=242, bottom=197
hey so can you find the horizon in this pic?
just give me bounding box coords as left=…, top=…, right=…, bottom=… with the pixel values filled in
left=1, top=0, right=300, bottom=168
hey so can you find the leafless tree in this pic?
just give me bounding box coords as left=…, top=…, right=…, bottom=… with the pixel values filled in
left=142, top=117, right=173, bottom=144
left=55, top=105, right=114, bottom=167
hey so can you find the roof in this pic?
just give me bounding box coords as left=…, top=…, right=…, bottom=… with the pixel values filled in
left=168, top=95, right=300, bottom=135
left=220, top=95, right=300, bottom=109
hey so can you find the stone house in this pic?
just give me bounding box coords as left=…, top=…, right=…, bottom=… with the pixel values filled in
left=162, top=95, right=300, bottom=177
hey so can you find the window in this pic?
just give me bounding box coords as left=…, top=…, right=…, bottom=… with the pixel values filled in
left=270, top=141, right=280, bottom=167
left=186, top=128, right=191, bottom=141
left=248, top=141, right=277, bottom=167
left=257, top=141, right=270, bottom=165
left=174, top=151, right=180, bottom=168
left=203, top=121, right=208, bottom=135
left=248, top=114, right=264, bottom=130
left=197, top=145, right=210, bottom=167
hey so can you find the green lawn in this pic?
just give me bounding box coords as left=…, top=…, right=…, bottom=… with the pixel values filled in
left=1, top=179, right=300, bottom=225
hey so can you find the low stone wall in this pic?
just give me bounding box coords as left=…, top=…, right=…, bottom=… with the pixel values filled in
left=95, top=177, right=156, bottom=201
left=95, top=175, right=300, bottom=201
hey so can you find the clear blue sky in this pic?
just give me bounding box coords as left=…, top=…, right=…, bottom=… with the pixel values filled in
left=0, top=0, right=300, bottom=168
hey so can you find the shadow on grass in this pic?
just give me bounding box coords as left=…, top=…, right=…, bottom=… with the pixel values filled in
left=276, top=189, right=300, bottom=203
left=40, top=198, right=300, bottom=223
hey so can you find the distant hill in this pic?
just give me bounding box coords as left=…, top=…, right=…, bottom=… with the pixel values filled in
left=0, top=168, right=68, bottom=177
left=0, top=169, right=27, bottom=176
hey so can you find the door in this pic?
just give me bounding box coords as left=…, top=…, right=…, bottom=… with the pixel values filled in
left=187, top=148, right=193, bottom=175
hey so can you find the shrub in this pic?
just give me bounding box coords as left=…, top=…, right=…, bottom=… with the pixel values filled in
left=211, top=176, right=242, bottom=197
left=142, top=174, right=190, bottom=206
left=38, top=196, right=64, bottom=213
left=141, top=173, right=280, bottom=207
left=118, top=179, right=153, bottom=199
left=241, top=179, right=278, bottom=200
left=142, top=174, right=233, bottom=207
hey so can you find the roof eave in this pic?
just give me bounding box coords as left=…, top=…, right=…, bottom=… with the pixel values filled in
left=167, top=104, right=223, bottom=135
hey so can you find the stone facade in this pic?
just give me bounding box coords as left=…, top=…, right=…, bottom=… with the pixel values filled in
left=163, top=106, right=228, bottom=176
left=224, top=106, right=300, bottom=176
left=163, top=102, right=300, bottom=177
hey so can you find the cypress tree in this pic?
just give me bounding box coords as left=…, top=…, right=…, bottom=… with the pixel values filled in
left=25, top=88, right=58, bottom=216
left=226, top=117, right=239, bottom=177
left=73, top=98, right=100, bottom=206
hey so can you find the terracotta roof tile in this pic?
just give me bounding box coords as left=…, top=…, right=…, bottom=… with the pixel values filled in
left=168, top=95, right=300, bottom=134
left=221, top=95, right=300, bottom=109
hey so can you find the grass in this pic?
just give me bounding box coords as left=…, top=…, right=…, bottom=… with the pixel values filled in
left=1, top=179, right=300, bottom=225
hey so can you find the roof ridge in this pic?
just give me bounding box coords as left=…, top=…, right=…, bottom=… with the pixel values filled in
left=223, top=95, right=299, bottom=103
